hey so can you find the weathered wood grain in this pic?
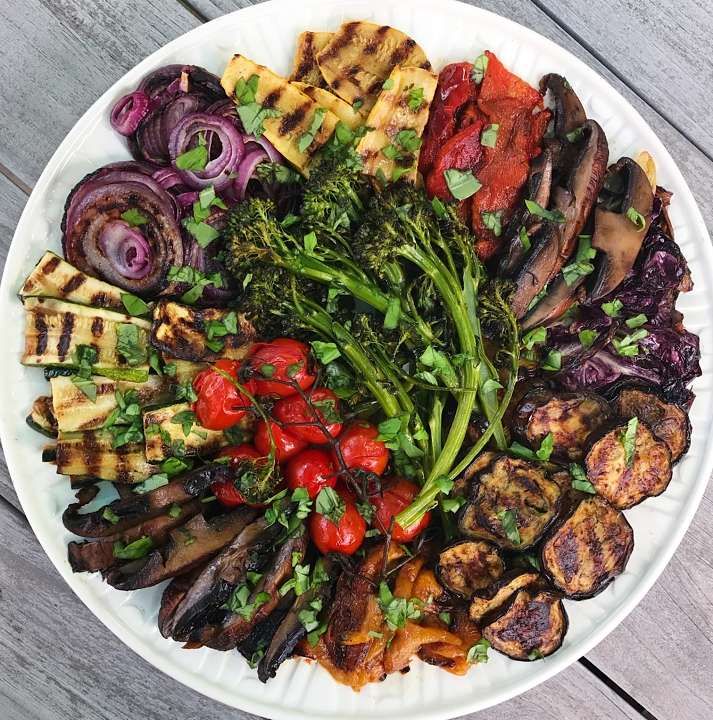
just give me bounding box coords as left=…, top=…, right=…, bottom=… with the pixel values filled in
left=536, top=0, right=713, bottom=158
left=0, top=0, right=201, bottom=188
left=0, top=500, right=643, bottom=720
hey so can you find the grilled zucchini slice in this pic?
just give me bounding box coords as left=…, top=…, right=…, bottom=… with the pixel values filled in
left=513, top=387, right=611, bottom=461
left=584, top=419, right=672, bottom=509
left=289, top=31, right=333, bottom=87
left=541, top=495, right=634, bottom=599
left=27, top=396, right=57, bottom=438
left=613, top=387, right=691, bottom=462
left=316, top=21, right=431, bottom=112
left=482, top=588, right=568, bottom=661
left=458, top=455, right=563, bottom=550
left=165, top=359, right=210, bottom=384
left=221, top=55, right=339, bottom=172
left=356, top=65, right=437, bottom=182
left=436, top=540, right=504, bottom=598
left=53, top=431, right=157, bottom=483
left=50, top=375, right=171, bottom=433
left=143, top=403, right=233, bottom=462
left=19, top=251, right=127, bottom=311
left=151, top=301, right=254, bottom=363
left=291, top=81, right=365, bottom=129
left=22, top=297, right=151, bottom=369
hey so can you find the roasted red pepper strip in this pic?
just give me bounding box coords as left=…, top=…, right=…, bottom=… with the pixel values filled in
left=419, top=62, right=476, bottom=176
left=426, top=121, right=484, bottom=200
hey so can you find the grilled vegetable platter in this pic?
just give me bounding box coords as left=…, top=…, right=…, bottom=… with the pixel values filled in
left=18, top=18, right=701, bottom=691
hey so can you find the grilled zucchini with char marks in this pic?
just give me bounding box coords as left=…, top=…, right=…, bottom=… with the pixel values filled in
left=458, top=455, right=563, bottom=550
left=614, top=387, right=691, bottom=462
left=289, top=31, right=333, bottom=87
left=469, top=570, right=541, bottom=624
left=541, top=495, right=634, bottom=599
left=514, top=387, right=611, bottom=461
left=436, top=540, right=504, bottom=598
left=482, top=587, right=568, bottom=661
left=585, top=420, right=672, bottom=509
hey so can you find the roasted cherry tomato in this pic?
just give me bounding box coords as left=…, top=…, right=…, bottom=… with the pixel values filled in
left=193, top=359, right=254, bottom=430
left=308, top=487, right=366, bottom=555
left=254, top=418, right=307, bottom=462
left=370, top=478, right=431, bottom=543
left=247, top=338, right=316, bottom=398
left=212, top=444, right=267, bottom=507
left=333, top=422, right=389, bottom=476
left=272, top=387, right=343, bottom=444
left=286, top=448, right=337, bottom=499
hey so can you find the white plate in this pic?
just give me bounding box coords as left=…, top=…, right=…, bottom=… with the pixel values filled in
left=1, top=0, right=711, bottom=718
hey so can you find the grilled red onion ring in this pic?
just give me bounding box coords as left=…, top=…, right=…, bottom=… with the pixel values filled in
left=110, top=91, right=151, bottom=136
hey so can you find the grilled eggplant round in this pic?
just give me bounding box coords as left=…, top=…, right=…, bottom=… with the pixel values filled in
left=614, top=387, right=691, bottom=463
left=436, top=540, right=504, bottom=598
left=469, top=570, right=541, bottom=624
left=514, top=387, right=611, bottom=461
left=482, top=587, right=568, bottom=661
left=458, top=455, right=563, bottom=550
left=541, top=495, right=634, bottom=599
left=584, top=420, right=673, bottom=509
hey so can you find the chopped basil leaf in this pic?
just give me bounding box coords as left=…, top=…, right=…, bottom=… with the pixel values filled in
left=622, top=416, right=639, bottom=467
left=237, top=103, right=282, bottom=139
left=566, top=125, right=584, bottom=143
left=168, top=503, right=183, bottom=519
left=407, top=86, right=425, bottom=111
left=612, top=328, right=648, bottom=357
left=525, top=199, right=565, bottom=223
left=497, top=509, right=521, bottom=545
left=113, top=535, right=153, bottom=560
left=431, top=196, right=447, bottom=218
left=183, top=218, right=219, bottom=248
left=519, top=225, right=531, bottom=252
left=102, top=507, right=120, bottom=525
left=562, top=235, right=597, bottom=286
left=175, top=142, right=208, bottom=171
left=444, top=169, right=481, bottom=200
left=480, top=123, right=499, bottom=148
left=481, top=210, right=503, bottom=236
left=121, top=293, right=150, bottom=317
left=536, top=432, right=554, bottom=461
left=569, top=463, right=596, bottom=494
left=377, top=582, right=423, bottom=630
left=472, top=53, right=489, bottom=84
left=626, top=206, right=646, bottom=230
left=578, top=329, right=598, bottom=348
left=315, top=487, right=345, bottom=524
left=116, top=323, right=147, bottom=367
left=467, top=638, right=490, bottom=664
left=542, top=349, right=562, bottom=372
left=528, top=649, right=544, bottom=661
left=234, top=74, right=259, bottom=105
left=171, top=409, right=197, bottom=437
left=161, top=457, right=192, bottom=477
left=120, top=208, right=148, bottom=227
left=602, top=298, right=624, bottom=317
left=297, top=107, right=326, bottom=153
left=438, top=612, right=452, bottom=626
left=311, top=340, right=341, bottom=365
left=352, top=99, right=364, bottom=111
left=382, top=78, right=394, bottom=91
left=71, top=375, right=97, bottom=402
left=626, top=313, right=647, bottom=328
left=522, top=326, right=547, bottom=350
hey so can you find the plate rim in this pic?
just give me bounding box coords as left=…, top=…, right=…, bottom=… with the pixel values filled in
left=1, top=0, right=711, bottom=718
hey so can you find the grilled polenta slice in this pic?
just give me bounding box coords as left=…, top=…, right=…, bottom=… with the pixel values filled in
left=356, top=66, right=437, bottom=182
left=290, top=31, right=333, bottom=87
left=20, top=251, right=127, bottom=311
left=151, top=301, right=254, bottom=363
left=292, top=82, right=364, bottom=129
left=22, top=297, right=151, bottom=369
left=316, top=21, right=431, bottom=112
left=221, top=55, right=339, bottom=172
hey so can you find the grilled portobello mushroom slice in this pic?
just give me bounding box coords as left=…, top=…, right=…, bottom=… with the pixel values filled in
left=614, top=387, right=691, bottom=463
left=513, top=387, right=611, bottom=462
left=584, top=419, right=672, bottom=509
left=469, top=569, right=541, bottom=624
left=541, top=495, right=633, bottom=599
left=458, top=455, right=563, bottom=550
left=436, top=540, right=504, bottom=598
left=159, top=567, right=206, bottom=638
left=482, top=587, right=568, bottom=661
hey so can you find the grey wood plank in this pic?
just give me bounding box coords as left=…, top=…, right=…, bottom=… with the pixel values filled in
left=0, top=0, right=201, bottom=188
left=0, top=500, right=641, bottom=720
left=535, top=0, right=713, bottom=158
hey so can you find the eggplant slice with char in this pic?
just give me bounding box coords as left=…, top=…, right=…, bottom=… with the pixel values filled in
left=469, top=569, right=541, bottom=624
left=482, top=587, right=568, bottom=661
left=584, top=419, right=672, bottom=509
left=458, top=455, right=563, bottom=550
left=614, top=387, right=691, bottom=463
left=436, top=540, right=504, bottom=598
left=513, top=387, right=611, bottom=461
left=541, top=495, right=634, bottom=599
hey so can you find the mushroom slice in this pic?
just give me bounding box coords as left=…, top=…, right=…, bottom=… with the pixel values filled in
left=584, top=419, right=672, bottom=509
left=469, top=570, right=540, bottom=624
left=513, top=387, right=611, bottom=462
left=540, top=74, right=587, bottom=141
left=482, top=587, right=568, bottom=661
left=436, top=540, right=504, bottom=598
left=589, top=158, right=655, bottom=301
left=458, top=455, right=563, bottom=550
left=541, top=495, right=634, bottom=599
left=613, top=387, right=691, bottom=462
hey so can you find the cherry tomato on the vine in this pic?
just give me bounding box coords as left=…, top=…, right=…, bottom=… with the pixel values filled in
left=247, top=338, right=316, bottom=398
left=193, top=359, right=254, bottom=431
left=308, top=487, right=366, bottom=555
left=370, top=478, right=431, bottom=543
left=212, top=444, right=268, bottom=508
left=272, top=387, right=343, bottom=445
left=333, top=422, right=389, bottom=476
left=286, top=448, right=337, bottom=499
left=254, top=418, right=307, bottom=462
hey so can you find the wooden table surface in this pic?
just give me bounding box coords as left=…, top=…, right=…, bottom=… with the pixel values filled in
left=0, top=1, right=711, bottom=719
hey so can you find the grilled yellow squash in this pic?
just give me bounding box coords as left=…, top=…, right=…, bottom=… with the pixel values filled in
left=289, top=31, right=333, bottom=87
left=316, top=21, right=431, bottom=112
left=356, top=66, right=437, bottom=182
left=20, top=251, right=127, bottom=312
left=221, top=55, right=339, bottom=172
left=291, top=81, right=365, bottom=129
